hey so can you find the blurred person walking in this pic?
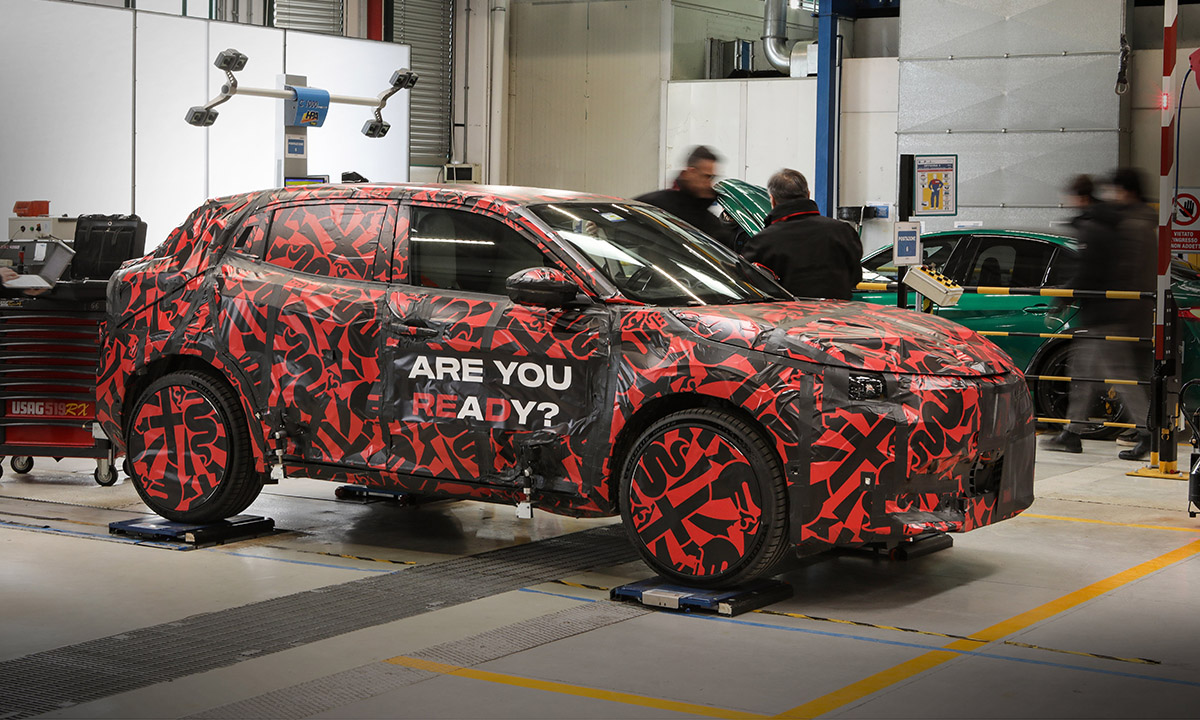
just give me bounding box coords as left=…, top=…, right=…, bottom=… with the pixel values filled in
left=635, top=145, right=733, bottom=250
left=740, top=168, right=862, bottom=301
left=1042, top=170, right=1156, bottom=459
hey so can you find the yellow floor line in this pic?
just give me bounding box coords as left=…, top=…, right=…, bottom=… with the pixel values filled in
left=385, top=655, right=766, bottom=719
left=1022, top=513, right=1200, bottom=534
left=775, top=539, right=1200, bottom=719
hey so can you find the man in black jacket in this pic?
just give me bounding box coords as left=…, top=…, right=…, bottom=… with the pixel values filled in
left=635, top=146, right=733, bottom=249
left=740, top=169, right=862, bottom=300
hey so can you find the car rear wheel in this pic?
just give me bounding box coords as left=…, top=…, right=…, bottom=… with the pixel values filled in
left=126, top=371, right=263, bottom=523
left=619, top=409, right=789, bottom=588
left=1032, top=343, right=1133, bottom=441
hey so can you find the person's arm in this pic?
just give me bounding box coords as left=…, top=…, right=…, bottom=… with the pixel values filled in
left=0, top=267, right=47, bottom=296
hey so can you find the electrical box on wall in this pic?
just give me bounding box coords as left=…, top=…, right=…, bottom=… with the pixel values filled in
left=444, top=164, right=481, bottom=184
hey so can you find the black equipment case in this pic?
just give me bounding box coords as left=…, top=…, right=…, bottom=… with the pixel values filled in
left=71, top=214, right=146, bottom=280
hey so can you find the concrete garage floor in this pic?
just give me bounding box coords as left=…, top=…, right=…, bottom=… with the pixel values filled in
left=2, top=440, right=1200, bottom=719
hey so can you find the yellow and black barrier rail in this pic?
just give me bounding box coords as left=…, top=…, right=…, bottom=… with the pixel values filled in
left=977, top=330, right=1148, bottom=343
left=1026, top=374, right=1149, bottom=387
left=856, top=282, right=899, bottom=292
left=966, top=286, right=1154, bottom=300
left=853, top=282, right=1154, bottom=301
left=1037, top=417, right=1142, bottom=429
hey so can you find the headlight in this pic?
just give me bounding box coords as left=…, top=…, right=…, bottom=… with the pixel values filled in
left=848, top=373, right=887, bottom=401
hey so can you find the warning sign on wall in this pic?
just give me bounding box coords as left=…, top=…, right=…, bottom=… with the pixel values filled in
left=1172, top=188, right=1200, bottom=252
left=914, top=155, right=957, bottom=217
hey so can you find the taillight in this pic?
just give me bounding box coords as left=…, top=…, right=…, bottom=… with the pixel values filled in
left=1180, top=307, right=1200, bottom=322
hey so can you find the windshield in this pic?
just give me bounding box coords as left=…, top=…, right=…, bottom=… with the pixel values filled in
left=530, top=203, right=790, bottom=306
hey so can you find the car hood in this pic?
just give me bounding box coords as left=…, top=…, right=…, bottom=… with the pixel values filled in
left=673, top=301, right=1018, bottom=377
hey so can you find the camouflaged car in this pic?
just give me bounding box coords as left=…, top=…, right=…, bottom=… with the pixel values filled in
left=98, top=184, right=1035, bottom=587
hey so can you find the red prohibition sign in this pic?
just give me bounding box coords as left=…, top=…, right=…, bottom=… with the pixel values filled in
left=1177, top=193, right=1199, bottom=227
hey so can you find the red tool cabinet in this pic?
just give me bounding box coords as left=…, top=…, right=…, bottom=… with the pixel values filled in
left=0, top=294, right=116, bottom=484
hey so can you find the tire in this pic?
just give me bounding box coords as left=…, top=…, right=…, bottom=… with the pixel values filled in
left=10, top=456, right=33, bottom=474
left=1031, top=344, right=1133, bottom=441
left=619, top=408, right=789, bottom=588
left=126, top=370, right=263, bottom=523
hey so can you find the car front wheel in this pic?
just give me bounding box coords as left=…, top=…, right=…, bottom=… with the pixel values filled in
left=619, top=408, right=789, bottom=588
left=126, top=370, right=263, bottom=523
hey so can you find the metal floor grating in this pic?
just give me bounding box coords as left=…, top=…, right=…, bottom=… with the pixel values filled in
left=0, top=525, right=637, bottom=720
left=188, top=602, right=650, bottom=719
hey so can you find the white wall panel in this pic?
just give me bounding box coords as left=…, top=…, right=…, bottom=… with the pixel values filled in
left=284, top=33, right=411, bottom=185
left=135, top=12, right=208, bottom=248
left=507, top=0, right=661, bottom=198
left=207, top=23, right=286, bottom=199
left=745, top=79, right=817, bottom=187
left=585, top=0, right=666, bottom=198
left=842, top=58, right=898, bottom=114
left=508, top=1, right=589, bottom=192
left=0, top=2, right=133, bottom=221
left=663, top=81, right=744, bottom=185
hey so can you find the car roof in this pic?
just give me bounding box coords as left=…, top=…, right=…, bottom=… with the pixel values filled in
left=218, top=183, right=627, bottom=215
left=923, top=228, right=1074, bottom=245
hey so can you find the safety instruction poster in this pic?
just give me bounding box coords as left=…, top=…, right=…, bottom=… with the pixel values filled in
left=1173, top=187, right=1200, bottom=252
left=914, top=155, right=957, bottom=217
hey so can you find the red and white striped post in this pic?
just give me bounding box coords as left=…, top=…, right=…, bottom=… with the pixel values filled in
left=1155, top=0, right=1180, bottom=472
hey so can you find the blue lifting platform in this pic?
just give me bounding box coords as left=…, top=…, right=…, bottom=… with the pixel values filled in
left=610, top=577, right=792, bottom=617
left=108, top=515, right=275, bottom=546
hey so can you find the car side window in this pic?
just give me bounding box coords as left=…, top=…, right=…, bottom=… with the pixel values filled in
left=263, top=203, right=387, bottom=281
left=409, top=206, right=548, bottom=294
left=231, top=212, right=270, bottom=257
left=964, top=237, right=1055, bottom=288
left=863, top=237, right=958, bottom=281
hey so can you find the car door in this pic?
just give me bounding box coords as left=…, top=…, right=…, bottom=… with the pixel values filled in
left=934, top=234, right=1058, bottom=372
left=380, top=203, right=610, bottom=492
left=248, top=199, right=396, bottom=469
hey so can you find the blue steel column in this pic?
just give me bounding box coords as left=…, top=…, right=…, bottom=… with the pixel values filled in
left=814, top=0, right=843, bottom=216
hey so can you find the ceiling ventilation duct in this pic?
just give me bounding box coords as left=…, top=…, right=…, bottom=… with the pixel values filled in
left=762, top=0, right=816, bottom=77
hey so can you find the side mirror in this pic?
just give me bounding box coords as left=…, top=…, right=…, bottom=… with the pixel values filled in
left=506, top=267, right=581, bottom=308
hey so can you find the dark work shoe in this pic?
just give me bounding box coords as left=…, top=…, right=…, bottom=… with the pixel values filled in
left=1115, top=429, right=1140, bottom=447
left=1118, top=432, right=1152, bottom=461
left=1042, top=430, right=1083, bottom=454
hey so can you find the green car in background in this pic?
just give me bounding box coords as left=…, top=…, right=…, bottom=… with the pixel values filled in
left=716, top=179, right=1200, bottom=434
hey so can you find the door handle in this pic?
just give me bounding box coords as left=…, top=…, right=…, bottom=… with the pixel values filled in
left=1023, top=304, right=1052, bottom=315
left=388, top=320, right=439, bottom=338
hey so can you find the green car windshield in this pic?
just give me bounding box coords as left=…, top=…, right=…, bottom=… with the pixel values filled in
left=530, top=203, right=790, bottom=306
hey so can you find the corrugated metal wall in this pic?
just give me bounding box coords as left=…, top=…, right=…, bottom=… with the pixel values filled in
left=392, top=0, right=454, bottom=166
left=897, top=0, right=1128, bottom=229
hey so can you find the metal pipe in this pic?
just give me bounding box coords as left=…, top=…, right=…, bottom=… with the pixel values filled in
left=236, top=86, right=380, bottom=107
left=488, top=0, right=508, bottom=183
left=762, top=0, right=791, bottom=74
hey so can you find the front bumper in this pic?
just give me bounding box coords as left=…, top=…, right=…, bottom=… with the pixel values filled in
left=792, top=367, right=1035, bottom=548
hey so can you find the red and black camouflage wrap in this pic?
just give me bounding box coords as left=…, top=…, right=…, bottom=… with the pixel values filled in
left=628, top=426, right=764, bottom=577
left=128, top=383, right=231, bottom=513
left=98, top=183, right=1034, bottom=558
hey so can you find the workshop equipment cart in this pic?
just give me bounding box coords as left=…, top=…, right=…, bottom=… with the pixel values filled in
left=0, top=293, right=116, bottom=485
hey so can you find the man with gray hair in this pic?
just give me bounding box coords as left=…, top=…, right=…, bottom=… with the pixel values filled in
left=741, top=169, right=862, bottom=301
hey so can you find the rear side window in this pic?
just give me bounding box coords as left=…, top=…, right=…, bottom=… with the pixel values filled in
left=264, top=203, right=387, bottom=281
left=964, top=237, right=1055, bottom=288
left=409, top=207, right=548, bottom=295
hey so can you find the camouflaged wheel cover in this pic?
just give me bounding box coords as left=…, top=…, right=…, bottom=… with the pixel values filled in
left=129, top=383, right=230, bottom=514
left=628, top=426, right=764, bottom=577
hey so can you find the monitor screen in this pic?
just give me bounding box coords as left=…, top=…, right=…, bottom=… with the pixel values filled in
left=283, top=175, right=330, bottom=187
